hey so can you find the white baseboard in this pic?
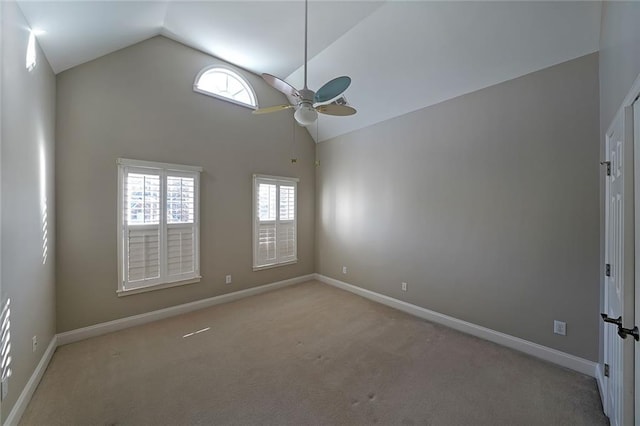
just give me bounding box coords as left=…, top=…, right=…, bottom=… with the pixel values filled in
left=315, top=273, right=598, bottom=377
left=57, top=274, right=314, bottom=346
left=4, top=335, right=57, bottom=426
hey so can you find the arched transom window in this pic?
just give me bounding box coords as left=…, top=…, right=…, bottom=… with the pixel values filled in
left=194, top=67, right=257, bottom=109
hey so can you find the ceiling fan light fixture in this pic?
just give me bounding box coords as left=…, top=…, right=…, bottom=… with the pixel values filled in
left=294, top=103, right=318, bottom=126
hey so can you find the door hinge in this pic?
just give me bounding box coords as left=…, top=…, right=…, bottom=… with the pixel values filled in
left=604, top=363, right=609, bottom=377
left=605, top=264, right=611, bottom=277
left=601, top=161, right=611, bottom=176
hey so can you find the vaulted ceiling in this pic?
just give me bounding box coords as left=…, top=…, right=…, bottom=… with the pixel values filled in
left=16, top=1, right=602, bottom=142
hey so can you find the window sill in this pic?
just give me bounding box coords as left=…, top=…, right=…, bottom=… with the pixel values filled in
left=117, top=276, right=201, bottom=297
left=252, top=260, right=297, bottom=272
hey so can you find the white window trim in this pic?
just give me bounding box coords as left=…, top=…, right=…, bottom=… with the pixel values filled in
left=252, top=174, right=299, bottom=271
left=193, top=65, right=258, bottom=110
left=117, top=158, right=203, bottom=296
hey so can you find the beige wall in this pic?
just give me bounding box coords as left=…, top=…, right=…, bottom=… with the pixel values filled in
left=316, top=53, right=600, bottom=361
left=0, top=1, right=57, bottom=420
left=598, top=0, right=640, bottom=363
left=56, top=36, right=315, bottom=332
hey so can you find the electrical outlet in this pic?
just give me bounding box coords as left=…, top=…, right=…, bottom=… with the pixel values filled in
left=401, top=282, right=408, bottom=292
left=1, top=379, right=7, bottom=400
left=225, top=275, right=232, bottom=284
left=32, top=335, right=38, bottom=352
left=342, top=266, right=347, bottom=274
left=553, top=320, right=566, bottom=336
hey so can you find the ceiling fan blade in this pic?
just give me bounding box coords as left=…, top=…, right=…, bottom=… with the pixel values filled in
left=262, top=73, right=300, bottom=98
left=316, top=103, right=356, bottom=116
left=314, top=76, right=351, bottom=103
left=252, top=105, right=294, bottom=115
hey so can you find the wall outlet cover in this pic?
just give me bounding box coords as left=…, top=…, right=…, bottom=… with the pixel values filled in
left=553, top=320, right=567, bottom=336
left=342, top=266, right=347, bottom=274
left=225, top=275, right=232, bottom=284
left=401, top=282, right=408, bottom=291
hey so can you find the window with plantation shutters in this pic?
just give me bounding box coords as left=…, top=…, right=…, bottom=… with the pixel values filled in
left=253, top=175, right=298, bottom=270
left=117, top=159, right=202, bottom=295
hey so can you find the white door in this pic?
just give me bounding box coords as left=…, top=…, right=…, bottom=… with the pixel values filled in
left=604, top=109, right=634, bottom=426
left=634, top=98, right=640, bottom=426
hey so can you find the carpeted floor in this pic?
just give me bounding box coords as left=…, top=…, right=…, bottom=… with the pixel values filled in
left=20, top=280, right=607, bottom=425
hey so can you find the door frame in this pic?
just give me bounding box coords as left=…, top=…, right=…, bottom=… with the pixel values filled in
left=602, top=98, right=635, bottom=426
left=634, top=94, right=640, bottom=426
left=605, top=71, right=640, bottom=425
left=600, top=71, right=640, bottom=425
left=632, top=74, right=640, bottom=426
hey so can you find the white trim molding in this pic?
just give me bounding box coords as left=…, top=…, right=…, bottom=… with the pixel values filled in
left=596, top=362, right=607, bottom=410
left=58, top=274, right=314, bottom=346
left=315, top=274, right=598, bottom=377
left=4, top=335, right=57, bottom=426
left=116, top=158, right=203, bottom=172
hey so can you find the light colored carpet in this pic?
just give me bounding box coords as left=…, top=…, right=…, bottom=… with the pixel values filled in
left=20, top=280, right=607, bottom=425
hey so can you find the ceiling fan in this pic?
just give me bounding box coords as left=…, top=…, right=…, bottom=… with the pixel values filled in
left=252, top=0, right=356, bottom=127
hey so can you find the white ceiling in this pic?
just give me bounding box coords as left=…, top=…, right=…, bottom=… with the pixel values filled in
left=16, top=1, right=602, bottom=142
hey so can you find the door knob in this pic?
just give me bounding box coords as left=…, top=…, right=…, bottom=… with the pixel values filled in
left=617, top=326, right=639, bottom=341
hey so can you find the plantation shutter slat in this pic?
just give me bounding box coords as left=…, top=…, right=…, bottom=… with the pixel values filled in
left=277, top=222, right=296, bottom=262
left=166, top=174, right=197, bottom=281
left=127, top=227, right=160, bottom=283
left=119, top=160, right=201, bottom=293
left=277, top=184, right=296, bottom=263
left=123, top=169, right=162, bottom=289
left=167, top=225, right=195, bottom=277
left=257, top=222, right=277, bottom=266
left=253, top=176, right=297, bottom=269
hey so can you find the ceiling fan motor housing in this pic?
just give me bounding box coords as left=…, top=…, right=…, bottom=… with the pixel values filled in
left=297, top=88, right=315, bottom=103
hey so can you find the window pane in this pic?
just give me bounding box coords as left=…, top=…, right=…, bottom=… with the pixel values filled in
left=198, top=72, right=227, bottom=94
left=258, top=183, right=276, bottom=221
left=126, top=173, right=160, bottom=225
left=279, top=185, right=295, bottom=221
left=167, top=176, right=195, bottom=224
left=227, top=77, right=243, bottom=96
left=235, top=91, right=251, bottom=105
left=195, top=68, right=256, bottom=107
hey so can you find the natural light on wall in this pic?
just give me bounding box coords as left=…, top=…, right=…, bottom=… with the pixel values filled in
left=40, top=144, right=48, bottom=265
left=1, top=299, right=12, bottom=392
left=25, top=29, right=44, bottom=72
left=26, top=30, right=36, bottom=71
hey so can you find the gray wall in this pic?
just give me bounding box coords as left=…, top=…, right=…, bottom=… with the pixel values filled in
left=599, top=1, right=640, bottom=134
left=0, top=1, right=57, bottom=420
left=56, top=36, right=315, bottom=332
left=598, top=0, right=640, bottom=363
left=316, top=53, right=600, bottom=361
